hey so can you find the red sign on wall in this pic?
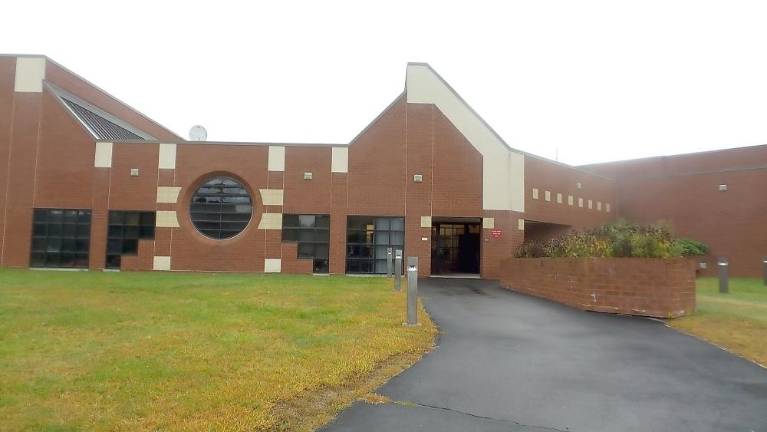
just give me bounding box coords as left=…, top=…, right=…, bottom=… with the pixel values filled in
left=490, top=228, right=503, bottom=239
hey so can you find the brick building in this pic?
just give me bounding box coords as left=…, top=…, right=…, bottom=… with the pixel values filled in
left=0, top=55, right=761, bottom=277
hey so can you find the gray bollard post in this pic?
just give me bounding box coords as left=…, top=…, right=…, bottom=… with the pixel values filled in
left=394, top=249, right=403, bottom=291
left=763, top=257, right=767, bottom=286
left=718, top=258, right=729, bottom=294
left=386, top=247, right=393, bottom=277
left=406, top=256, right=418, bottom=326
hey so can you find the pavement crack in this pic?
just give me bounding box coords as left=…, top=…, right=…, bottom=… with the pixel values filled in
left=393, top=399, right=571, bottom=432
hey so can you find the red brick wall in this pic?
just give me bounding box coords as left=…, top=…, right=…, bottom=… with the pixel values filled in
left=284, top=146, right=332, bottom=214
left=344, top=99, right=493, bottom=277
left=524, top=156, right=616, bottom=229
left=524, top=222, right=571, bottom=243
left=170, top=144, right=270, bottom=272
left=481, top=210, right=524, bottom=279
left=1, top=72, right=43, bottom=267
left=347, top=96, right=406, bottom=216
left=431, top=109, right=483, bottom=217
left=584, top=147, right=767, bottom=276
left=0, top=57, right=613, bottom=277
left=44, top=60, right=180, bottom=141
left=499, top=257, right=696, bottom=318
left=34, top=89, right=95, bottom=209
left=281, top=242, right=313, bottom=274
left=0, top=57, right=17, bottom=265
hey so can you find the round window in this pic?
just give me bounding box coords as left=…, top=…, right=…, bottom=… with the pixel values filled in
left=189, top=176, right=252, bottom=239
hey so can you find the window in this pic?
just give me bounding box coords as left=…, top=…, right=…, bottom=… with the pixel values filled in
left=346, top=216, right=404, bottom=274
left=30, top=209, right=91, bottom=268
left=106, top=211, right=156, bottom=269
left=282, top=214, right=330, bottom=273
left=190, top=176, right=252, bottom=239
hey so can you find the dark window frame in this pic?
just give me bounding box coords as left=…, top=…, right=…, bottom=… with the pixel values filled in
left=345, top=216, right=404, bottom=274
left=189, top=176, right=253, bottom=240
left=30, top=208, right=91, bottom=269
left=282, top=214, right=330, bottom=273
left=106, top=211, right=156, bottom=269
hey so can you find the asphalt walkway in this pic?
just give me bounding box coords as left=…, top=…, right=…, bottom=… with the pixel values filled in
left=322, top=278, right=767, bottom=432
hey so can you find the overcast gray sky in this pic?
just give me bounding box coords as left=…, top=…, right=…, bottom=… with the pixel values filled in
left=4, top=0, right=767, bottom=165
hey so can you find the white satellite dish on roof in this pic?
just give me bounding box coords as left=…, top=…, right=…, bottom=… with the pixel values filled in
left=189, top=125, right=207, bottom=141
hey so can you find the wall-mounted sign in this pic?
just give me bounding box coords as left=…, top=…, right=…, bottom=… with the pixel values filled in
left=490, top=228, right=503, bottom=239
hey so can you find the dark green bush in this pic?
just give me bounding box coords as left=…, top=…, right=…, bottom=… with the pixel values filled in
left=516, top=220, right=708, bottom=259
left=673, top=238, right=709, bottom=256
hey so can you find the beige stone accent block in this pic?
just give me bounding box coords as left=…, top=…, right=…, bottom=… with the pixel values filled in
left=258, top=213, right=282, bottom=230
left=156, top=211, right=180, bottom=228
left=156, top=186, right=182, bottom=204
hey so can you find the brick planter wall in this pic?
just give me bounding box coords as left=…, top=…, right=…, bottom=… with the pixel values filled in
left=499, top=257, right=696, bottom=318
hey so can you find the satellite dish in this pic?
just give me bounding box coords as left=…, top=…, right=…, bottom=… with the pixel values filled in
left=189, top=125, right=207, bottom=141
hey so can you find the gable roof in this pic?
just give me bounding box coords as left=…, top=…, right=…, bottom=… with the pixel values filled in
left=47, top=83, right=155, bottom=141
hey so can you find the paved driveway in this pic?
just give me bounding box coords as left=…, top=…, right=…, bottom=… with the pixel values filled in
left=322, top=278, right=767, bottom=432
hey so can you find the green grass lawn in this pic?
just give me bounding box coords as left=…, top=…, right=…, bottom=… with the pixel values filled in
left=0, top=269, right=435, bottom=431
left=671, top=277, right=767, bottom=366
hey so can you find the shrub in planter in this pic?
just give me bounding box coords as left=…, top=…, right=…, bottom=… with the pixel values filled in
left=673, top=238, right=709, bottom=257
left=516, top=220, right=708, bottom=259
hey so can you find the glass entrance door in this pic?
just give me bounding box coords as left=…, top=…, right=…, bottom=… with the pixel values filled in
left=431, top=221, right=481, bottom=275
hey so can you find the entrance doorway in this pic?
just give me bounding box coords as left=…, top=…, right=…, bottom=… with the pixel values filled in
left=431, top=218, right=481, bottom=275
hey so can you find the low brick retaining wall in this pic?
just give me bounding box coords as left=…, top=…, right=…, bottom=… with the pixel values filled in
left=499, top=257, right=696, bottom=318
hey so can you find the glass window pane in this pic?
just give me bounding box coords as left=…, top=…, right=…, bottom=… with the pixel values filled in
left=45, top=253, right=61, bottom=267
left=33, top=223, right=46, bottom=236
left=282, top=228, right=298, bottom=242
left=46, top=237, right=62, bottom=252
left=62, top=239, right=76, bottom=252
left=75, top=253, right=89, bottom=267
left=190, top=176, right=251, bottom=239
left=346, top=216, right=404, bottom=274
left=30, top=209, right=90, bottom=268
left=374, top=260, right=388, bottom=273
left=313, top=259, right=329, bottom=273
left=282, top=214, right=299, bottom=228
left=297, top=243, right=314, bottom=259
left=60, top=253, right=76, bottom=267
left=76, top=224, right=91, bottom=238
left=106, top=254, right=121, bottom=269
left=314, top=244, right=329, bottom=259
left=316, top=229, right=330, bottom=242
left=31, top=238, right=46, bottom=251
left=139, top=226, right=155, bottom=239
left=63, top=211, right=78, bottom=224
left=390, top=231, right=404, bottom=246
left=375, top=245, right=389, bottom=259
left=108, top=225, right=123, bottom=237
left=48, top=224, right=62, bottom=236
left=62, top=224, right=76, bottom=238
left=374, top=218, right=390, bottom=230
left=109, top=211, right=124, bottom=224
left=315, top=216, right=330, bottom=228
left=107, top=239, right=122, bottom=253
left=31, top=252, right=46, bottom=266
left=124, top=226, right=139, bottom=238
left=140, top=212, right=155, bottom=226
left=375, top=232, right=389, bottom=245
left=298, top=215, right=316, bottom=227
left=298, top=230, right=315, bottom=242
left=122, top=239, right=138, bottom=254
left=123, top=212, right=139, bottom=226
